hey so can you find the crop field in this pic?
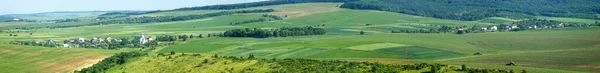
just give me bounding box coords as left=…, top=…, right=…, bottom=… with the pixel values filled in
left=0, top=44, right=126, bottom=73
left=536, top=16, right=600, bottom=24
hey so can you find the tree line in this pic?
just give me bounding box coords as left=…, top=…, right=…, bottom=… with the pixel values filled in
left=340, top=0, right=600, bottom=21
left=75, top=51, right=148, bottom=73
left=229, top=14, right=284, bottom=25
left=222, top=26, right=327, bottom=38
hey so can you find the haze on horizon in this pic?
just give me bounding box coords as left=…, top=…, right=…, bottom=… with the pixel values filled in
left=0, top=0, right=266, bottom=15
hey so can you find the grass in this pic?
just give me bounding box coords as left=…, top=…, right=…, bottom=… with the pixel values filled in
left=345, top=43, right=409, bottom=51
left=478, top=17, right=519, bottom=24
left=536, top=16, right=600, bottom=23
left=0, top=44, right=126, bottom=73
left=377, top=46, right=464, bottom=59
left=105, top=54, right=273, bottom=73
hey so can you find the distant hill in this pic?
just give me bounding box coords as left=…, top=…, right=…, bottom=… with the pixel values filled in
left=0, top=11, right=147, bottom=21
left=0, top=16, right=13, bottom=21
left=150, top=0, right=600, bottom=21
left=340, top=0, right=600, bottom=21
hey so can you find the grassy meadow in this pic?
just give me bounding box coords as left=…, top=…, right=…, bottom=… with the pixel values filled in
left=0, top=44, right=128, bottom=73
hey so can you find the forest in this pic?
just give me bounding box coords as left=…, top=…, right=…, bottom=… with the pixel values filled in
left=340, top=0, right=600, bottom=21
left=222, top=26, right=327, bottom=38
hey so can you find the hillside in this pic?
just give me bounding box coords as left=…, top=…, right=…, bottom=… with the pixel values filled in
left=0, top=11, right=146, bottom=21
left=1, top=1, right=599, bottom=73
left=340, top=0, right=600, bottom=21
left=79, top=52, right=515, bottom=73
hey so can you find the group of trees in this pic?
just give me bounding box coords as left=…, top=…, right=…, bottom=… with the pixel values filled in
left=340, top=0, right=600, bottom=21
left=229, top=14, right=284, bottom=25
left=76, top=51, right=147, bottom=73
left=222, top=26, right=327, bottom=38
left=262, top=14, right=283, bottom=20
left=391, top=29, right=441, bottom=33
left=391, top=25, right=457, bottom=34
left=507, top=19, right=596, bottom=31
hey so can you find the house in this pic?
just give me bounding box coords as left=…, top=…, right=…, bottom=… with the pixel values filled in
left=489, top=26, right=498, bottom=31
left=78, top=37, right=85, bottom=42
left=511, top=24, right=519, bottom=29
left=69, top=38, right=75, bottom=42
left=13, top=18, right=20, bottom=21
left=456, top=27, right=464, bottom=31
left=147, top=36, right=154, bottom=42
left=63, top=44, right=69, bottom=48
left=557, top=23, right=565, bottom=28
left=92, top=37, right=99, bottom=43
left=106, top=37, right=112, bottom=42
left=46, top=40, right=54, bottom=44
left=480, top=26, right=487, bottom=31
left=116, top=39, right=122, bottom=42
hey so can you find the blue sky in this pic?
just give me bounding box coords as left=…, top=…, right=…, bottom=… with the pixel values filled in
left=0, top=0, right=265, bottom=15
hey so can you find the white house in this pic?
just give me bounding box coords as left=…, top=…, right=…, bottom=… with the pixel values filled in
left=480, top=26, right=487, bottom=31
left=78, top=37, right=85, bottom=42
left=46, top=40, right=54, bottom=44
left=106, top=37, right=112, bottom=42
left=557, top=23, right=565, bottom=28
left=63, top=44, right=69, bottom=48
left=13, top=18, right=20, bottom=21
left=490, top=26, right=498, bottom=31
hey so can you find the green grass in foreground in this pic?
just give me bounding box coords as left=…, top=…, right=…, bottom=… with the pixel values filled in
left=0, top=44, right=126, bottom=73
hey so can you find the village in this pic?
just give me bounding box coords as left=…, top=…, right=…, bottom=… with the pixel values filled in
left=12, top=34, right=182, bottom=49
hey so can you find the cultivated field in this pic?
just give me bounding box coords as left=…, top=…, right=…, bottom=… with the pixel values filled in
left=0, top=44, right=126, bottom=73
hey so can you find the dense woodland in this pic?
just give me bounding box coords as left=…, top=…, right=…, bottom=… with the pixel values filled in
left=222, top=26, right=327, bottom=38
left=340, top=0, right=600, bottom=21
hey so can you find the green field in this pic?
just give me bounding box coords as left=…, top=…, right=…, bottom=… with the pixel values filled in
left=1, top=2, right=600, bottom=73
left=0, top=44, right=126, bottom=73
left=536, top=16, right=600, bottom=24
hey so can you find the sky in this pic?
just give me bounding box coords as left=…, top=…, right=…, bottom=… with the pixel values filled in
left=0, top=0, right=266, bottom=15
